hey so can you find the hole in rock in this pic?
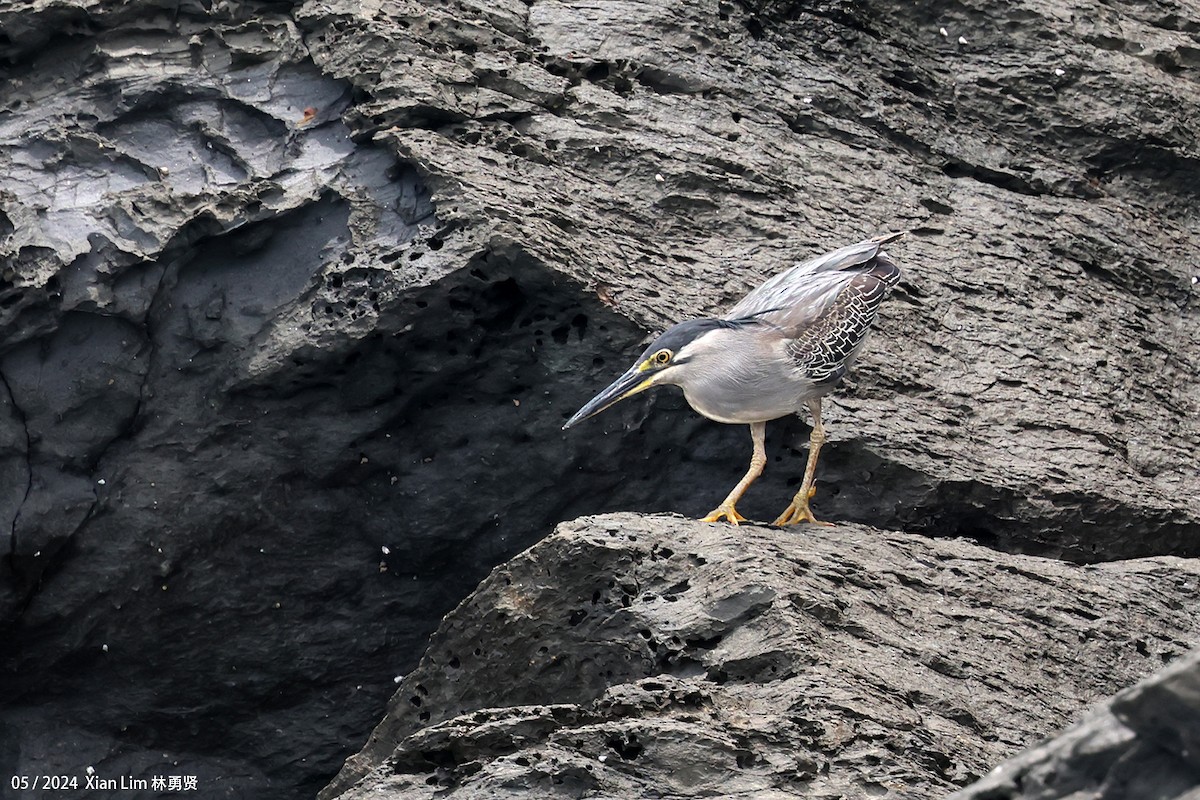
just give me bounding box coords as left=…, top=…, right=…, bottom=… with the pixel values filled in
left=606, top=733, right=644, bottom=761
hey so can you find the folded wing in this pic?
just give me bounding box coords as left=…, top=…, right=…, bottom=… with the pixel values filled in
left=725, top=232, right=904, bottom=383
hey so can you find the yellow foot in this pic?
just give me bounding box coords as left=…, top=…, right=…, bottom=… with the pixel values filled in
left=701, top=504, right=748, bottom=525
left=772, top=487, right=834, bottom=527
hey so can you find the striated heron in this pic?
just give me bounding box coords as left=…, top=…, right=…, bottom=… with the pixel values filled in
left=563, top=233, right=904, bottom=525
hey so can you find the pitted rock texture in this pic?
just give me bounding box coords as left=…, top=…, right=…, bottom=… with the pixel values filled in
left=0, top=0, right=1197, bottom=797
left=323, top=513, right=1200, bottom=799
left=951, top=648, right=1200, bottom=800
left=300, top=0, right=1200, bottom=560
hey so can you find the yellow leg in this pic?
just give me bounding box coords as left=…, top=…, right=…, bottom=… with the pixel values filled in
left=774, top=400, right=834, bottom=526
left=701, top=421, right=767, bottom=526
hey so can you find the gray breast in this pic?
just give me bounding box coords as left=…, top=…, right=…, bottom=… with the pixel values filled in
left=673, top=330, right=825, bottom=424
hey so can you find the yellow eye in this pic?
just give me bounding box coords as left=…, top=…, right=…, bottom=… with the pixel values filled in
left=653, top=349, right=672, bottom=365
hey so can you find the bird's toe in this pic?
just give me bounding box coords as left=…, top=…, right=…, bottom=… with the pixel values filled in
left=772, top=502, right=832, bottom=527
left=701, top=504, right=748, bottom=525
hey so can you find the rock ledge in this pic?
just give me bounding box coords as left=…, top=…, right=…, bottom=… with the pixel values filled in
left=325, top=513, right=1200, bottom=799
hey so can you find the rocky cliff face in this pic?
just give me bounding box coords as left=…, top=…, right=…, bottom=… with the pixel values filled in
left=0, top=0, right=1197, bottom=798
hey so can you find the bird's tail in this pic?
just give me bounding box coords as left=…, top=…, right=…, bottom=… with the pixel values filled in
left=871, top=231, right=907, bottom=246
left=803, top=231, right=906, bottom=275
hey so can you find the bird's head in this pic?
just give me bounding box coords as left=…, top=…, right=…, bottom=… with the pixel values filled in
left=562, top=318, right=738, bottom=430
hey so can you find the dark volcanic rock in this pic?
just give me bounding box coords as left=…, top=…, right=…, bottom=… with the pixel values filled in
left=951, top=648, right=1200, bottom=800
left=323, top=513, right=1200, bottom=798
left=294, top=0, right=1200, bottom=560
left=0, top=0, right=1197, bottom=797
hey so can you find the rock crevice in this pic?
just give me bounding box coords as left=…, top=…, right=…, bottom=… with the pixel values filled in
left=0, top=365, right=31, bottom=564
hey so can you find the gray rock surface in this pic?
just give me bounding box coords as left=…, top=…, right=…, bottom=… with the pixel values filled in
left=0, top=0, right=1197, bottom=796
left=297, top=0, right=1200, bottom=560
left=323, top=513, right=1200, bottom=799
left=951, top=648, right=1200, bottom=800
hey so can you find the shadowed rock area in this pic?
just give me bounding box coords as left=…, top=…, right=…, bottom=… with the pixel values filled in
left=0, top=0, right=1197, bottom=797
left=951, top=647, right=1200, bottom=800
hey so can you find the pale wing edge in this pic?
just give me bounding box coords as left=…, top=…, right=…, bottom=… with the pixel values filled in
left=725, top=232, right=904, bottom=320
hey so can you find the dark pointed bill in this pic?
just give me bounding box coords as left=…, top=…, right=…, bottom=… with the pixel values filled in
left=562, top=365, right=653, bottom=430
